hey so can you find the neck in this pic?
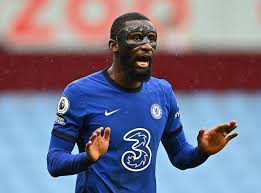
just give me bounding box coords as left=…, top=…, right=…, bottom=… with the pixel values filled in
left=107, top=62, right=142, bottom=89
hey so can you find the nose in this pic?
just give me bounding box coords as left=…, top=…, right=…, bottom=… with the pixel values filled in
left=140, top=42, right=154, bottom=52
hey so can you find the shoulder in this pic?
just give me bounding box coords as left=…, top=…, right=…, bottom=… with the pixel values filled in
left=64, top=70, right=105, bottom=94
left=146, top=77, right=178, bottom=105
left=147, top=76, right=174, bottom=94
left=60, top=71, right=105, bottom=109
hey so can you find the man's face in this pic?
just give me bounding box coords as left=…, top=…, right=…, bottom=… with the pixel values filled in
left=116, top=20, right=157, bottom=82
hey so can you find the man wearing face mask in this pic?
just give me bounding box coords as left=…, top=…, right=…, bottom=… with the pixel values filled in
left=47, top=12, right=238, bottom=193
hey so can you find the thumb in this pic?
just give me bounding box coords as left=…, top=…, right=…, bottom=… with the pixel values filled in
left=197, top=128, right=206, bottom=140
left=85, top=141, right=92, bottom=151
left=103, top=127, right=111, bottom=141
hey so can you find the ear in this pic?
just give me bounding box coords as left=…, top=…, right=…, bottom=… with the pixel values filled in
left=108, top=40, right=119, bottom=52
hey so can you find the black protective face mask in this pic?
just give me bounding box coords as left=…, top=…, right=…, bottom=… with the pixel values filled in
left=115, top=24, right=157, bottom=82
left=116, top=24, right=157, bottom=50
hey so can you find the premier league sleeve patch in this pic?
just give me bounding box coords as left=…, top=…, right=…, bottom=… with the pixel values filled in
left=57, top=96, right=70, bottom=115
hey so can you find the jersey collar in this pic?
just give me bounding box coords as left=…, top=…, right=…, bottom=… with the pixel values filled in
left=102, top=68, right=144, bottom=93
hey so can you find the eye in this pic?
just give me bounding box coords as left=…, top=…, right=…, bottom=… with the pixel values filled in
left=148, top=34, right=157, bottom=43
left=133, top=34, right=144, bottom=42
left=127, top=32, right=144, bottom=43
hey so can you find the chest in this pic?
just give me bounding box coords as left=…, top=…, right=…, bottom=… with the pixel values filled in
left=81, top=91, right=168, bottom=150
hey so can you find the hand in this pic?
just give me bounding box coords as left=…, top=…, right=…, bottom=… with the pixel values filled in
left=85, top=127, right=111, bottom=162
left=197, top=120, right=238, bottom=156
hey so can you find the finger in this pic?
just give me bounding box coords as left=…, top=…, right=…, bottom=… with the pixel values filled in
left=89, top=132, right=97, bottom=142
left=103, top=127, right=111, bottom=141
left=226, top=132, right=239, bottom=142
left=224, top=123, right=238, bottom=135
left=96, top=127, right=103, bottom=137
left=214, top=122, right=233, bottom=133
left=228, top=120, right=237, bottom=127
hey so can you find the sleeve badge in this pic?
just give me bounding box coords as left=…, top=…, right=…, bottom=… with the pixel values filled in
left=57, top=96, right=70, bottom=115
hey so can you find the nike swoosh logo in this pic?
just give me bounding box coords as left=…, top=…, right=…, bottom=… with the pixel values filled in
left=105, top=109, right=120, bottom=116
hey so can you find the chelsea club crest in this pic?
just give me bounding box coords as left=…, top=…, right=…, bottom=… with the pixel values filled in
left=150, top=104, right=162, bottom=119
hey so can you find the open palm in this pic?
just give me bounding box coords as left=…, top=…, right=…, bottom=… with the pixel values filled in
left=85, top=127, right=111, bottom=162
left=198, top=120, right=238, bottom=155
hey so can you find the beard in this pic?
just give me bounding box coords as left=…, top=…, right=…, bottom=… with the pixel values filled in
left=118, top=50, right=152, bottom=83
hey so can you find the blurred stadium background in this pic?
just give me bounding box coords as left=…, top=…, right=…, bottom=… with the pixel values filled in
left=0, top=0, right=261, bottom=193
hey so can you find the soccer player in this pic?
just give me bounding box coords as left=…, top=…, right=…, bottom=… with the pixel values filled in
left=47, top=12, right=238, bottom=193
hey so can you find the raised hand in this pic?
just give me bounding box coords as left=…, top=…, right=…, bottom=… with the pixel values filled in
left=197, top=120, right=238, bottom=156
left=85, top=127, right=111, bottom=162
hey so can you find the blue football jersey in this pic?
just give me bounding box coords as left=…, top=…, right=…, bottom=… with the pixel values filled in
left=52, top=69, right=183, bottom=193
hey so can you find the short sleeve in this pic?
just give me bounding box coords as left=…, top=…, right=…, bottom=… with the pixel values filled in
left=164, top=81, right=182, bottom=134
left=52, top=83, right=85, bottom=143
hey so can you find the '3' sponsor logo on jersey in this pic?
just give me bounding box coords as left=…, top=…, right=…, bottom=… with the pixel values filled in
left=121, top=128, right=152, bottom=172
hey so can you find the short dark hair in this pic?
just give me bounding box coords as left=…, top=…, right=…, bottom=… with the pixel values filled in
left=110, top=12, right=150, bottom=40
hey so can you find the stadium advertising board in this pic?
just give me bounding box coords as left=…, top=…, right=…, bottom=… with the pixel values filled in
left=1, top=0, right=261, bottom=53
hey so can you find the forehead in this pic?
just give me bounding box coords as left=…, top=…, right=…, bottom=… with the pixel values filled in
left=124, top=20, right=154, bottom=28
